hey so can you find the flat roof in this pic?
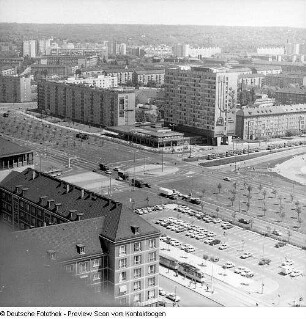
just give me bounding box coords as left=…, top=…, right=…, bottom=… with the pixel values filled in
left=0, top=137, right=33, bottom=158
left=109, top=125, right=185, bottom=138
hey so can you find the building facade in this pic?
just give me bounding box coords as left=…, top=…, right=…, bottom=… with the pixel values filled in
left=236, top=104, right=306, bottom=140
left=65, top=74, right=118, bottom=88
left=164, top=66, right=238, bottom=145
left=38, top=55, right=98, bottom=68
left=133, top=70, right=165, bottom=86
left=275, top=88, right=306, bottom=105
left=238, top=74, right=265, bottom=88
left=264, top=73, right=306, bottom=88
left=23, top=40, right=37, bottom=58
left=0, top=76, right=32, bottom=102
left=0, top=168, right=160, bottom=306
left=103, top=69, right=134, bottom=85
left=37, top=80, right=135, bottom=127
left=31, top=64, right=72, bottom=79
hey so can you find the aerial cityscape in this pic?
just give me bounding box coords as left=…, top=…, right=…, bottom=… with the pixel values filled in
left=0, top=0, right=305, bottom=316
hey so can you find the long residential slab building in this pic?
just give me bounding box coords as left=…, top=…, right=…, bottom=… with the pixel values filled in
left=37, top=80, right=136, bottom=127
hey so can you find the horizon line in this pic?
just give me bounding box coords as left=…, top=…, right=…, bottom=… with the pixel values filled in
left=0, top=22, right=305, bottom=29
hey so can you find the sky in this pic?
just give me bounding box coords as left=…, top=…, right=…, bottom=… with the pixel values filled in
left=0, top=0, right=305, bottom=28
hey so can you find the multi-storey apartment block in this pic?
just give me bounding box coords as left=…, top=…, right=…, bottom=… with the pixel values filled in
left=236, top=104, right=306, bottom=139
left=164, top=66, right=238, bottom=145
left=103, top=69, right=134, bottom=85
left=0, top=76, right=32, bottom=102
left=264, top=73, right=306, bottom=88
left=275, top=87, right=306, bottom=105
left=37, top=80, right=135, bottom=127
left=0, top=168, right=160, bottom=306
left=133, top=70, right=165, bottom=86
left=38, top=55, right=98, bottom=68
left=238, top=74, right=265, bottom=88
left=65, top=74, right=118, bottom=88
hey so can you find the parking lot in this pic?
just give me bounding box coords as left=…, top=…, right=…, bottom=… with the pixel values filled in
left=139, top=203, right=306, bottom=304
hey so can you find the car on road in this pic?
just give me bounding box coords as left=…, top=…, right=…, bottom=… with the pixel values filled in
left=258, top=258, right=271, bottom=265
left=290, top=270, right=303, bottom=277
left=272, top=230, right=282, bottom=236
left=275, top=241, right=286, bottom=248
left=166, top=293, right=181, bottom=303
left=213, top=218, right=222, bottom=224
left=105, top=170, right=112, bottom=174
left=219, top=243, right=228, bottom=250
left=238, top=218, right=250, bottom=224
left=223, top=261, right=235, bottom=269
left=170, top=240, right=181, bottom=247
left=159, top=288, right=167, bottom=296
left=240, top=252, right=252, bottom=259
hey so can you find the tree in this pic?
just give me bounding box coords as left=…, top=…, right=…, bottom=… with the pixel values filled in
left=229, top=196, right=236, bottom=207
left=296, top=206, right=302, bottom=223
left=217, top=183, right=222, bottom=194
left=271, top=189, right=277, bottom=198
left=216, top=207, right=220, bottom=217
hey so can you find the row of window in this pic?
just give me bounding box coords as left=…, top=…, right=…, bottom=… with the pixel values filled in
left=118, top=239, right=156, bottom=256
left=119, top=289, right=156, bottom=305
left=118, top=276, right=156, bottom=296
left=119, top=264, right=156, bottom=282
left=119, top=251, right=156, bottom=268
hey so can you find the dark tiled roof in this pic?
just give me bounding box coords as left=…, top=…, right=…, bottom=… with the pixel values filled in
left=13, top=216, right=106, bottom=262
left=101, top=208, right=160, bottom=242
left=0, top=168, right=160, bottom=244
left=0, top=137, right=33, bottom=158
left=0, top=168, right=122, bottom=221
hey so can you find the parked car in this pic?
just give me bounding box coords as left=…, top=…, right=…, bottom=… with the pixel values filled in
left=223, top=261, right=235, bottom=269
left=240, top=252, right=252, bottom=259
left=234, top=266, right=247, bottom=274
left=282, top=259, right=294, bottom=266
left=159, top=288, right=167, bottom=296
left=210, top=256, right=219, bottom=262
left=290, top=270, right=303, bottom=277
left=241, top=269, right=254, bottom=278
left=223, top=177, right=231, bottom=181
left=166, top=293, right=181, bottom=302
left=219, top=243, right=228, bottom=250
left=259, top=258, right=271, bottom=265
left=210, top=239, right=221, bottom=246
left=185, top=246, right=196, bottom=253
